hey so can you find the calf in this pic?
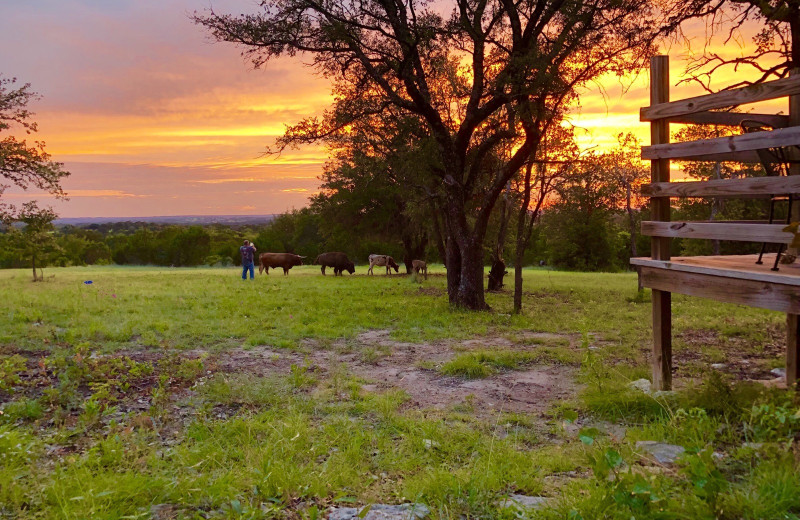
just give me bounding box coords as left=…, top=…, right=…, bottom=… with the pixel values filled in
left=412, top=260, right=427, bottom=280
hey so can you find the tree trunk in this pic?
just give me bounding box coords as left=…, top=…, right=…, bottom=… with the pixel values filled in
left=401, top=232, right=428, bottom=274
left=488, top=190, right=509, bottom=291
left=429, top=200, right=447, bottom=264
left=513, top=163, right=535, bottom=313
left=443, top=192, right=490, bottom=310
left=626, top=182, right=638, bottom=258
left=455, top=239, right=488, bottom=309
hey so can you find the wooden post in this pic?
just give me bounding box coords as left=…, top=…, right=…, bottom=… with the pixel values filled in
left=788, top=70, right=800, bottom=389
left=650, top=55, right=672, bottom=391
left=788, top=314, right=800, bottom=388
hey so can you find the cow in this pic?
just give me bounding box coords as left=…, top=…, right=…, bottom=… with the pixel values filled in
left=412, top=260, right=427, bottom=280
left=259, top=253, right=306, bottom=275
left=367, top=254, right=400, bottom=275
left=314, top=252, right=355, bottom=276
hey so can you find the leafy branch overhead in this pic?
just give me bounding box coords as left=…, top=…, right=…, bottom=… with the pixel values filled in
left=0, top=75, right=69, bottom=220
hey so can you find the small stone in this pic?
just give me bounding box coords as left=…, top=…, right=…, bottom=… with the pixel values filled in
left=499, top=494, right=548, bottom=512
left=771, top=368, right=786, bottom=378
left=629, top=379, right=652, bottom=393
left=150, top=504, right=179, bottom=520
left=652, top=390, right=676, bottom=399
left=327, top=503, right=429, bottom=520
left=422, top=439, right=439, bottom=449
left=742, top=442, right=763, bottom=450
left=636, top=441, right=685, bottom=464
left=711, top=363, right=726, bottom=370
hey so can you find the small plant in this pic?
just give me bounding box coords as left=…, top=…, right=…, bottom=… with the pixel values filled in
left=0, top=355, right=26, bottom=393
left=1, top=398, right=43, bottom=422
left=746, top=401, right=800, bottom=442
left=289, top=360, right=317, bottom=389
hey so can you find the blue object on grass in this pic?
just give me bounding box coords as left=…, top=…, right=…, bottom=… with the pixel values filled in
left=83, top=280, right=93, bottom=285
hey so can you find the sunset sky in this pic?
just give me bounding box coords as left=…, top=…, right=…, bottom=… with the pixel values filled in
left=0, top=0, right=785, bottom=218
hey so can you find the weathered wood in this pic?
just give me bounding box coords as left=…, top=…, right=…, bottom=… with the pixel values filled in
left=638, top=265, right=800, bottom=313
left=642, top=176, right=800, bottom=198
left=641, top=75, right=800, bottom=121
left=665, top=111, right=790, bottom=128
left=652, top=289, right=672, bottom=390
left=631, top=255, right=800, bottom=287
left=642, top=221, right=793, bottom=244
left=642, top=125, right=800, bottom=161
left=788, top=314, right=800, bottom=388
left=649, top=55, right=672, bottom=391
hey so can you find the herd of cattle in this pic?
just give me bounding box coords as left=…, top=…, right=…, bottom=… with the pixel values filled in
left=257, top=252, right=427, bottom=278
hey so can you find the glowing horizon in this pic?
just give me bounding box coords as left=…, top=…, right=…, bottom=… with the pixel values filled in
left=0, top=1, right=784, bottom=218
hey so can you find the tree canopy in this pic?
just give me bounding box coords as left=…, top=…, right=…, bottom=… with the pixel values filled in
left=195, top=0, right=702, bottom=309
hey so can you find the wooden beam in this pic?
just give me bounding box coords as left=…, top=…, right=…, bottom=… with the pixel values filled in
left=630, top=256, right=800, bottom=287
left=641, top=75, right=800, bottom=121
left=642, top=126, right=800, bottom=161
left=649, top=55, right=672, bottom=392
left=642, top=176, right=800, bottom=198
left=639, top=266, right=800, bottom=313
left=642, top=221, right=793, bottom=244
left=665, top=112, right=790, bottom=128
left=788, top=314, right=800, bottom=388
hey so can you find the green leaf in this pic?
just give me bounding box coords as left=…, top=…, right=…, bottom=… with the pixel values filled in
left=357, top=504, right=373, bottom=518
left=604, top=448, right=624, bottom=468
left=579, top=427, right=600, bottom=445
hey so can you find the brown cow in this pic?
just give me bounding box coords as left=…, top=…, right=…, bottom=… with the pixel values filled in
left=412, top=260, right=427, bottom=280
left=367, top=254, right=400, bottom=275
left=314, top=252, right=355, bottom=276
left=259, top=252, right=305, bottom=275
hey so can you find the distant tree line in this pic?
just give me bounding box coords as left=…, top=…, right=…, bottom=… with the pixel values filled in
left=0, top=126, right=770, bottom=274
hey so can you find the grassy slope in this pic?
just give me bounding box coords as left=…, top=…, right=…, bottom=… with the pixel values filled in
left=0, top=265, right=797, bottom=519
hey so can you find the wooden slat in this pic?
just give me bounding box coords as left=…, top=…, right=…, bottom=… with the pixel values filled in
left=642, top=221, right=793, bottom=244
left=642, top=126, right=800, bottom=161
left=666, top=112, right=790, bottom=128
left=638, top=265, right=800, bottom=313
left=641, top=75, right=800, bottom=121
left=630, top=256, right=800, bottom=286
left=642, top=176, right=800, bottom=198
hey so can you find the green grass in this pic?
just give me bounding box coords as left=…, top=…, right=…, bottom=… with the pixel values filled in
left=440, top=348, right=577, bottom=379
left=0, top=265, right=798, bottom=519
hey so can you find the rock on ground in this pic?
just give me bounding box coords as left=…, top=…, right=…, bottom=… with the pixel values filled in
left=328, top=503, right=429, bottom=520
left=636, top=441, right=685, bottom=464
left=499, top=494, right=548, bottom=510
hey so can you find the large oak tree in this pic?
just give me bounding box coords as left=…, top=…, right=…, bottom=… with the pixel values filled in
left=195, top=0, right=697, bottom=309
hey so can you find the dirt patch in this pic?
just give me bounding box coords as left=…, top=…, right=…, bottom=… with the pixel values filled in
left=416, top=286, right=445, bottom=297
left=675, top=327, right=784, bottom=381
left=211, top=329, right=580, bottom=417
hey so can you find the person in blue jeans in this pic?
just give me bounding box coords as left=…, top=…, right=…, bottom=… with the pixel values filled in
left=240, top=239, right=257, bottom=280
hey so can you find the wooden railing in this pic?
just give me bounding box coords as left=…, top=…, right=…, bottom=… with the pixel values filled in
left=637, top=55, right=800, bottom=391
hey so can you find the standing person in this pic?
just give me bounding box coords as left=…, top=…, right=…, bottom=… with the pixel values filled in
left=240, top=240, right=257, bottom=280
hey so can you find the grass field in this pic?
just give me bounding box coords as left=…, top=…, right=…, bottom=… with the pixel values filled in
left=1, top=265, right=798, bottom=519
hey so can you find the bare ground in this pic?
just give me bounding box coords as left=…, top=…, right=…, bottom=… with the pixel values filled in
left=210, top=329, right=581, bottom=417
